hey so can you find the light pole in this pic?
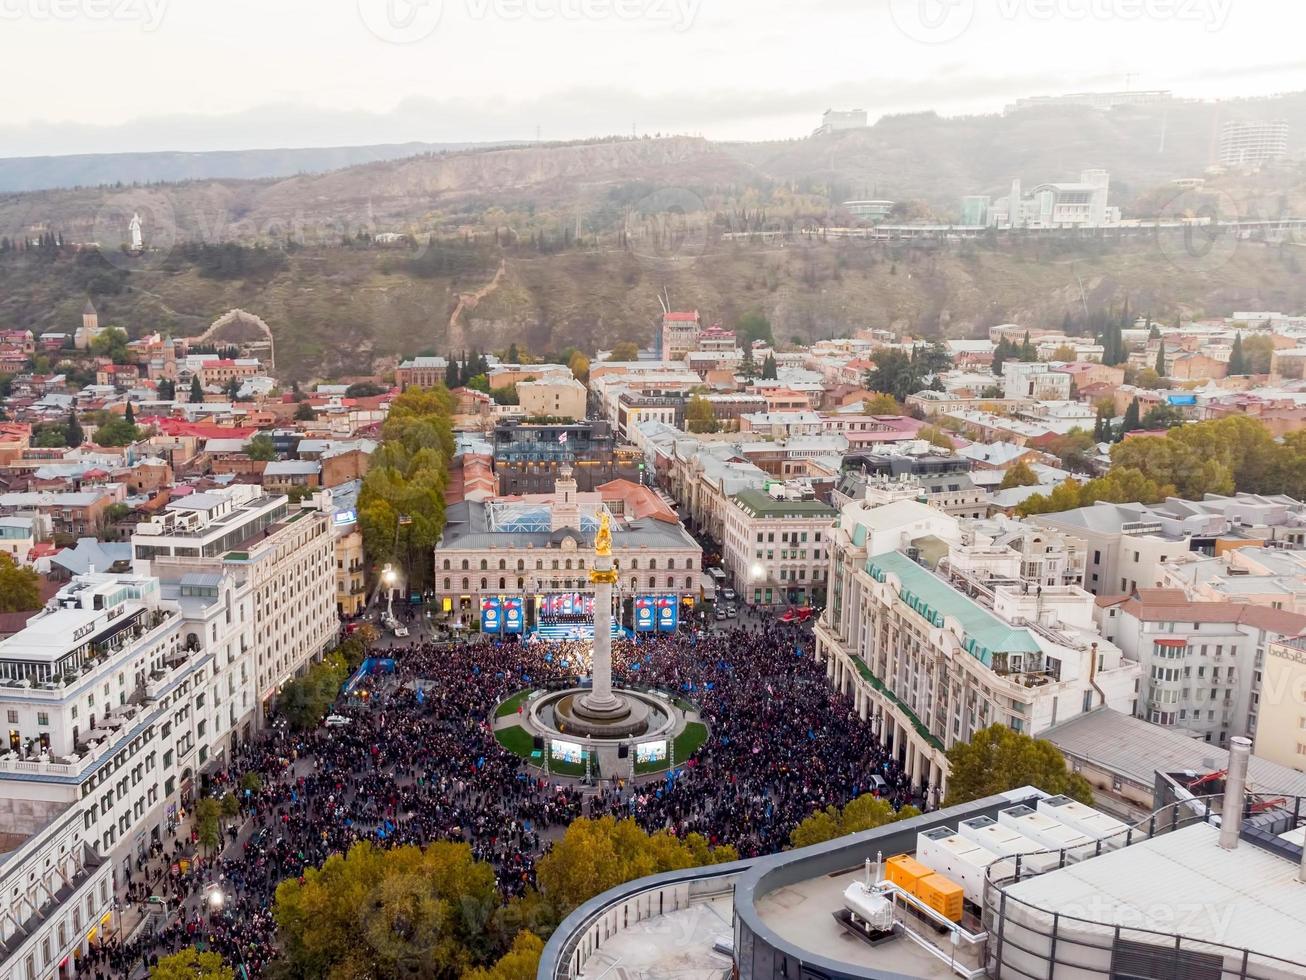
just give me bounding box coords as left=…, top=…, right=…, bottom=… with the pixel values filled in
left=751, top=562, right=766, bottom=613
left=383, top=564, right=396, bottom=623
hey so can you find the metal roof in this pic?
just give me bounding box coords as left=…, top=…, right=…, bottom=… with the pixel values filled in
left=1005, top=821, right=1306, bottom=968
left=1041, top=707, right=1306, bottom=796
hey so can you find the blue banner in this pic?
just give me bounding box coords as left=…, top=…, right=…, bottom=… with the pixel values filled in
left=657, top=594, right=678, bottom=632
left=635, top=596, right=656, bottom=632
left=481, top=596, right=502, bottom=634
left=504, top=596, right=524, bottom=634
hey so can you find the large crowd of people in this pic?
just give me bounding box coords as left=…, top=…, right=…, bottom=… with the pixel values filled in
left=83, top=619, right=911, bottom=978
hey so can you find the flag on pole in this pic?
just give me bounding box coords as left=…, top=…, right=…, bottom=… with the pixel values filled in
left=558, top=431, right=568, bottom=444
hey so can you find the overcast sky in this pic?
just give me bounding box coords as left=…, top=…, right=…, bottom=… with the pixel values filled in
left=3, top=0, right=1304, bottom=156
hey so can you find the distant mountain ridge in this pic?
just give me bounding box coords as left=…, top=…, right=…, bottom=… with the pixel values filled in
left=0, top=140, right=518, bottom=193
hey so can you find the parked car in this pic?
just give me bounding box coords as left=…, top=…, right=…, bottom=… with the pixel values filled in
left=394, top=625, right=410, bottom=637
left=725, top=605, right=737, bottom=618
left=714, top=607, right=727, bottom=621
left=721, top=587, right=737, bottom=601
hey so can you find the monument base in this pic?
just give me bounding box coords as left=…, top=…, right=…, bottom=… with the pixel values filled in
left=551, top=691, right=652, bottom=738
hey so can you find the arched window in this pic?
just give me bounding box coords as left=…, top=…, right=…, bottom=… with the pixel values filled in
left=462, top=577, right=469, bottom=589
left=648, top=576, right=656, bottom=588
left=686, top=576, right=693, bottom=589
left=649, top=559, right=657, bottom=570
left=499, top=577, right=506, bottom=589
left=517, top=578, right=524, bottom=589
left=442, top=559, right=450, bottom=570
left=480, top=577, right=487, bottom=590
left=631, top=577, right=638, bottom=590
left=461, top=559, right=469, bottom=571
left=517, top=559, right=525, bottom=571
left=565, top=559, right=573, bottom=570
left=668, top=558, right=676, bottom=570
left=667, top=576, right=674, bottom=588
left=444, top=578, right=450, bottom=589
left=536, top=559, right=543, bottom=570
left=479, top=559, right=487, bottom=571
left=631, top=559, right=639, bottom=569
left=498, top=559, right=506, bottom=570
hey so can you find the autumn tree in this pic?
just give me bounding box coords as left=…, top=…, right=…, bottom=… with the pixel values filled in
left=685, top=395, right=719, bottom=433
left=944, top=724, right=1092, bottom=807
left=862, top=392, right=901, bottom=415
left=0, top=553, right=40, bottom=613
left=568, top=351, right=590, bottom=384
left=358, top=387, right=456, bottom=589
left=536, top=817, right=736, bottom=914
left=999, top=461, right=1040, bottom=489
left=789, top=794, right=921, bottom=849
left=150, top=949, right=234, bottom=980
left=273, top=841, right=500, bottom=980
left=462, top=931, right=544, bottom=980
left=609, top=340, right=641, bottom=362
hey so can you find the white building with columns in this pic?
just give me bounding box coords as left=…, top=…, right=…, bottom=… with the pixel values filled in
left=813, top=497, right=1140, bottom=798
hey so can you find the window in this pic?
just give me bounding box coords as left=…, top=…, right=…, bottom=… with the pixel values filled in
left=37, top=712, right=48, bottom=726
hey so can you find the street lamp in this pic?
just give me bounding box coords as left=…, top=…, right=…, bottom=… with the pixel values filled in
left=750, top=563, right=766, bottom=611
left=205, top=882, right=225, bottom=910
left=383, top=564, right=397, bottom=623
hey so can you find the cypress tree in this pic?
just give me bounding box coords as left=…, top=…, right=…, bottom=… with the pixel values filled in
left=1228, top=332, right=1246, bottom=375
left=1155, top=342, right=1167, bottom=376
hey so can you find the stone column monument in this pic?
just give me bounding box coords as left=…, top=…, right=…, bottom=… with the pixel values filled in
left=575, top=512, right=628, bottom=722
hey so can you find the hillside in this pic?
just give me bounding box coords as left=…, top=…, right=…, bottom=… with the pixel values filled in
left=5, top=231, right=1304, bottom=381
left=0, top=141, right=513, bottom=194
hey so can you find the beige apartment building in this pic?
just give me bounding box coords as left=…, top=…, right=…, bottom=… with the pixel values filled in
left=1253, top=635, right=1306, bottom=772
left=721, top=487, right=836, bottom=607
left=518, top=377, right=587, bottom=421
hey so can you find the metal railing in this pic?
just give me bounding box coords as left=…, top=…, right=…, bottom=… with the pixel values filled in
left=982, top=793, right=1306, bottom=980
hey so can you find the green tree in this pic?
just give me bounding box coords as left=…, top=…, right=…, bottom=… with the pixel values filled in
left=273, top=841, right=500, bottom=980
left=189, top=375, right=203, bottom=402
left=124, top=401, right=135, bottom=425
left=150, top=948, right=234, bottom=980
left=65, top=409, right=83, bottom=446
left=194, top=797, right=223, bottom=856
left=89, top=327, right=131, bottom=364
left=506, top=342, right=520, bottom=363
left=32, top=424, right=67, bottom=448
left=739, top=345, right=757, bottom=380
left=358, top=387, right=457, bottom=590
left=465, top=373, right=491, bottom=393
left=0, top=554, right=40, bottom=612
left=609, top=341, right=641, bottom=362
left=761, top=353, right=777, bottom=380
left=736, top=311, right=774, bottom=346
left=944, top=724, right=1093, bottom=807
left=862, top=392, right=901, bottom=415
left=157, top=378, right=175, bottom=400
left=246, top=433, right=278, bottom=461
left=1155, top=341, right=1167, bottom=376
left=685, top=395, right=719, bottom=433
left=295, top=400, right=316, bottom=421
left=1120, top=397, right=1141, bottom=435
left=1044, top=427, right=1095, bottom=472
left=865, top=350, right=921, bottom=402
left=1227, top=332, right=1246, bottom=375
left=1050, top=344, right=1077, bottom=362
left=789, top=795, right=921, bottom=849
left=1000, top=461, right=1040, bottom=489
left=94, top=416, right=141, bottom=447
left=278, top=652, right=349, bottom=730
left=490, top=385, right=520, bottom=406
left=1242, top=335, right=1275, bottom=374
left=537, top=817, right=736, bottom=914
